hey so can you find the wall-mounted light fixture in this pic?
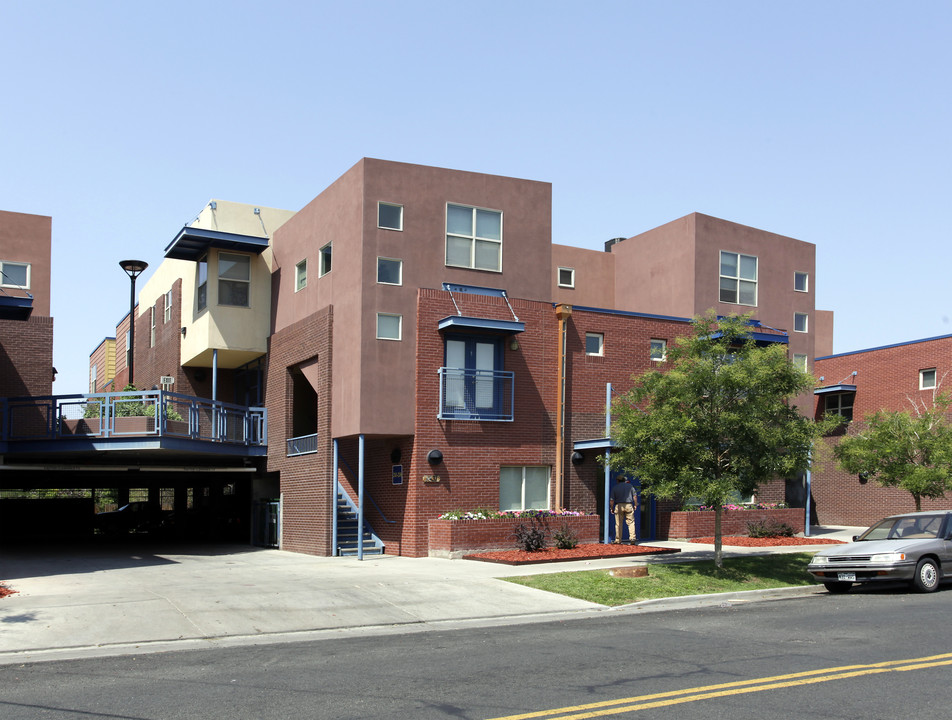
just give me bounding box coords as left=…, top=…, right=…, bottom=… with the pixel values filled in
left=181, top=326, right=187, bottom=337
left=571, top=451, right=584, bottom=465
left=390, top=447, right=402, bottom=464
left=427, top=449, right=443, bottom=466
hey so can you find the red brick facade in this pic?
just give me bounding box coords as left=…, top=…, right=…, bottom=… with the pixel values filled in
left=0, top=316, right=54, bottom=399
left=813, top=334, right=952, bottom=526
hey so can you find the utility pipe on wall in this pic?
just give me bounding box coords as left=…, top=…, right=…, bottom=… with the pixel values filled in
left=554, top=304, right=573, bottom=511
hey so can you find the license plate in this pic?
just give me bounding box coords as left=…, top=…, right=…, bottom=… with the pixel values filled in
left=837, top=572, right=856, bottom=582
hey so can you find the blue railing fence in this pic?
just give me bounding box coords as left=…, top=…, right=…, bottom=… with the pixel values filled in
left=437, top=367, right=514, bottom=421
left=0, top=389, right=267, bottom=446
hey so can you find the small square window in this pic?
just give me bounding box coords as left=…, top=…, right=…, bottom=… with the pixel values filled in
left=793, top=353, right=808, bottom=371
left=376, top=313, right=402, bottom=341
left=295, top=259, right=307, bottom=291
left=585, top=333, right=603, bottom=356
left=377, top=257, right=403, bottom=285
left=0, top=261, right=30, bottom=289
left=558, top=267, right=575, bottom=288
left=378, top=202, right=403, bottom=231
left=650, top=339, right=666, bottom=361
left=794, top=312, right=808, bottom=333
left=320, top=243, right=332, bottom=277
left=920, top=368, right=937, bottom=390
left=794, top=271, right=809, bottom=293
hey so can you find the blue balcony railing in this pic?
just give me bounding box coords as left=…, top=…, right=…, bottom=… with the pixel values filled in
left=438, top=367, right=514, bottom=421
left=287, top=433, right=318, bottom=456
left=0, top=390, right=267, bottom=447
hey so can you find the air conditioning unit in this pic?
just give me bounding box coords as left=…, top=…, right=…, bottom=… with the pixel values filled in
left=160, top=376, right=175, bottom=386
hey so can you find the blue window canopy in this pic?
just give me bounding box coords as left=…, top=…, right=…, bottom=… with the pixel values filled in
left=438, top=316, right=524, bottom=334
left=164, top=227, right=270, bottom=262
left=573, top=437, right=618, bottom=451
left=814, top=384, right=857, bottom=395
left=439, top=282, right=524, bottom=334
left=0, top=292, right=33, bottom=320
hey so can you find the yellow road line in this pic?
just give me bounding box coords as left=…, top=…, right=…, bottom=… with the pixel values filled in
left=485, top=652, right=952, bottom=720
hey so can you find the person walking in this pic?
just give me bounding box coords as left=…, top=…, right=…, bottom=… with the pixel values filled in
left=610, top=476, right=638, bottom=544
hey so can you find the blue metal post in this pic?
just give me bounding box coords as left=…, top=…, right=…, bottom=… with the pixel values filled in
left=805, top=449, right=813, bottom=537
left=603, top=383, right=612, bottom=544
left=332, top=438, right=339, bottom=555
left=357, top=434, right=365, bottom=561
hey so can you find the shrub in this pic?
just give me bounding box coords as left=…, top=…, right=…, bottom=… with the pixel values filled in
left=747, top=519, right=795, bottom=538
left=513, top=522, right=547, bottom=552
left=553, top=523, right=579, bottom=550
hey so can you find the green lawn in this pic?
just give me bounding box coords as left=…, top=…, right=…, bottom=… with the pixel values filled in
left=503, top=553, right=817, bottom=606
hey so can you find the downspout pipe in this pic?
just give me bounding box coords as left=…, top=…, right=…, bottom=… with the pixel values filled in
left=554, top=304, right=573, bottom=511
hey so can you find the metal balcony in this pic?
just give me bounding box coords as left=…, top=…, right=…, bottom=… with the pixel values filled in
left=438, top=367, right=514, bottom=421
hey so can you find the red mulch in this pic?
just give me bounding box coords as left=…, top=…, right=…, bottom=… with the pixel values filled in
left=0, top=584, right=16, bottom=599
left=689, top=536, right=845, bottom=547
left=464, top=543, right=679, bottom=565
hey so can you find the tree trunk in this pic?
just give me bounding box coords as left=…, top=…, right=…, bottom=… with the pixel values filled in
left=714, top=503, right=723, bottom=569
left=915, top=494, right=922, bottom=512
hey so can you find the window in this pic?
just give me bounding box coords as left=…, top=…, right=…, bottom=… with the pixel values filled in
left=0, top=261, right=30, bottom=288
left=376, top=313, right=402, bottom=340
left=125, top=329, right=132, bottom=368
left=558, top=267, right=575, bottom=288
left=378, top=202, right=403, bottom=231
left=794, top=312, right=808, bottom=333
left=218, top=253, right=250, bottom=307
left=150, top=307, right=156, bottom=347
left=164, top=290, right=172, bottom=323
left=445, top=203, right=502, bottom=272
left=500, top=466, right=550, bottom=511
left=441, top=335, right=511, bottom=420
left=319, top=243, right=332, bottom=277
left=793, top=353, right=808, bottom=371
left=90, top=364, right=97, bottom=393
left=650, top=339, right=667, bottom=361
left=719, top=251, right=757, bottom=306
left=197, top=256, right=208, bottom=312
left=585, top=333, right=604, bottom=356
left=295, top=259, right=307, bottom=292
left=377, top=257, right=402, bottom=285
left=794, top=271, right=809, bottom=293
left=825, top=393, right=854, bottom=422
left=920, top=368, right=937, bottom=390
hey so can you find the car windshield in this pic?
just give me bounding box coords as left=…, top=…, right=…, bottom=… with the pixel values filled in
left=858, top=515, right=945, bottom=541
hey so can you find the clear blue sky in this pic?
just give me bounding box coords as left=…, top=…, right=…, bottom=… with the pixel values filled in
left=3, top=1, right=950, bottom=394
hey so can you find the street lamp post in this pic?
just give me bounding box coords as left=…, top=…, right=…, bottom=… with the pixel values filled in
left=119, top=260, right=148, bottom=387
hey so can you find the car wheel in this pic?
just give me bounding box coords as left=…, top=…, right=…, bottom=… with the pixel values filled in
left=912, top=558, right=940, bottom=593
left=823, top=582, right=852, bottom=594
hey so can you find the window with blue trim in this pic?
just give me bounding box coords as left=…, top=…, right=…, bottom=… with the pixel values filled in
left=440, top=334, right=512, bottom=420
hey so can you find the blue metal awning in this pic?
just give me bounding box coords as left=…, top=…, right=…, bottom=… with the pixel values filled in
left=573, top=437, right=618, bottom=451
left=814, top=384, right=857, bottom=395
left=706, top=330, right=789, bottom=345
left=438, top=316, right=525, bottom=333
left=0, top=294, right=33, bottom=320
left=164, top=227, right=270, bottom=261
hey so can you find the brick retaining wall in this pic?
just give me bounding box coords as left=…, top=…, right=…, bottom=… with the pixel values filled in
left=428, top=515, right=600, bottom=557
left=660, top=508, right=804, bottom=539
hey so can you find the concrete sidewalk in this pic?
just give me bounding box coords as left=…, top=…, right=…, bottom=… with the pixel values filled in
left=0, top=526, right=860, bottom=664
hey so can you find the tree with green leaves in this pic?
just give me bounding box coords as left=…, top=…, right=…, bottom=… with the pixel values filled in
left=608, top=312, right=824, bottom=567
left=833, top=393, right=952, bottom=511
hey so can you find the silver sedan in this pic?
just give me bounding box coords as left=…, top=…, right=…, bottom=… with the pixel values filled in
left=807, top=511, right=952, bottom=593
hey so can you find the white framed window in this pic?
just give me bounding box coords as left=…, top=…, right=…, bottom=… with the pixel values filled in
left=585, top=332, right=604, bottom=356
left=378, top=202, right=403, bottom=231
left=295, top=259, right=307, bottom=292
left=150, top=307, right=156, bottom=348
left=794, top=312, right=808, bottom=333
left=558, top=267, right=575, bottom=288
left=920, top=368, right=937, bottom=390
left=164, top=290, right=172, bottom=323
left=218, top=253, right=250, bottom=307
left=377, top=257, right=403, bottom=285
left=650, top=339, right=667, bottom=361
left=0, top=260, right=30, bottom=289
left=197, top=256, right=208, bottom=312
left=793, top=353, right=808, bottom=371
left=90, top=363, right=97, bottom=393
left=445, top=203, right=502, bottom=272
left=500, top=466, right=550, bottom=511
left=319, top=243, right=332, bottom=277
left=794, top=271, right=809, bottom=293
left=719, top=251, right=757, bottom=306
left=376, top=313, right=402, bottom=341
left=125, top=329, right=131, bottom=369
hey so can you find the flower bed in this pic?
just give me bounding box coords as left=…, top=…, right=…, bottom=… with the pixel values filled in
left=428, top=513, right=600, bottom=558
left=659, top=507, right=804, bottom=540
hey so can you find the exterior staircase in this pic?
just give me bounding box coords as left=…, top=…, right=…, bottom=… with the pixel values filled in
left=336, top=488, right=385, bottom=556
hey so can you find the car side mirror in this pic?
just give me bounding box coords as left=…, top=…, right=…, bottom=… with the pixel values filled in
left=852, top=535, right=859, bottom=541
